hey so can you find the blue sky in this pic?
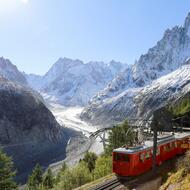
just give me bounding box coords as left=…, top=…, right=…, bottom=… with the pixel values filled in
left=0, top=0, right=190, bottom=75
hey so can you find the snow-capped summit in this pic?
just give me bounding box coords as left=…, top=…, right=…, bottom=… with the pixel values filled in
left=0, top=57, right=27, bottom=85
left=81, top=12, right=190, bottom=126
left=26, top=57, right=126, bottom=106
left=131, top=15, right=190, bottom=87
left=81, top=59, right=190, bottom=127
left=43, top=57, right=84, bottom=84
left=89, top=16, right=190, bottom=105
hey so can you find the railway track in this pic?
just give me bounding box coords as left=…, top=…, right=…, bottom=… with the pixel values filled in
left=91, top=178, right=122, bottom=190
left=91, top=174, right=156, bottom=190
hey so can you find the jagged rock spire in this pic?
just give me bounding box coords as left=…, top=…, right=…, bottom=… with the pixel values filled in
left=184, top=12, right=190, bottom=33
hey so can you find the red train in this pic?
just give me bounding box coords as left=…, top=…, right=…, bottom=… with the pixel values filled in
left=112, top=133, right=190, bottom=176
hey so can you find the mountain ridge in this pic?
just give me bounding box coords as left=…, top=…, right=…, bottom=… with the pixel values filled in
left=81, top=12, right=190, bottom=127
left=0, top=57, right=28, bottom=86
left=26, top=57, right=127, bottom=106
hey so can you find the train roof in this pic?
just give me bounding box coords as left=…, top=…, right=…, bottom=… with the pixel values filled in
left=113, top=132, right=190, bottom=154
left=174, top=132, right=190, bottom=140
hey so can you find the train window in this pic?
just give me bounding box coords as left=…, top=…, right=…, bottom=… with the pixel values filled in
left=114, top=154, right=117, bottom=161
left=164, top=146, right=166, bottom=152
left=117, top=154, right=122, bottom=161
left=156, top=147, right=160, bottom=155
left=114, top=153, right=121, bottom=161
left=150, top=148, right=160, bottom=156
left=140, top=153, right=145, bottom=162
left=123, top=155, right=129, bottom=162
left=145, top=151, right=150, bottom=159
left=164, top=145, right=170, bottom=152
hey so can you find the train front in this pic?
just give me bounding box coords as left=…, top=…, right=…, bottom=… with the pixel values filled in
left=112, top=148, right=132, bottom=176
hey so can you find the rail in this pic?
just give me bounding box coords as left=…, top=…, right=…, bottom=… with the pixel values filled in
left=91, top=178, right=122, bottom=190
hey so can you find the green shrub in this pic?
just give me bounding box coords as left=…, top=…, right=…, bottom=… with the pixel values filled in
left=93, top=156, right=112, bottom=179
left=54, top=162, right=92, bottom=190
left=55, top=162, right=67, bottom=184
left=168, top=97, right=190, bottom=116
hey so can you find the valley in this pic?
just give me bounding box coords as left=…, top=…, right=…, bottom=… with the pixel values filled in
left=0, top=5, right=190, bottom=190
left=47, top=101, right=104, bottom=172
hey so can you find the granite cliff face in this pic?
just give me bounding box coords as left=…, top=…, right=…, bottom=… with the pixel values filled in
left=0, top=76, right=63, bottom=144
left=81, top=13, right=190, bottom=127
left=0, top=76, right=71, bottom=183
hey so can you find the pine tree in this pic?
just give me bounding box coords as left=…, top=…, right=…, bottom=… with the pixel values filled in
left=42, top=168, right=54, bottom=189
left=93, top=155, right=112, bottom=179
left=0, top=148, right=17, bottom=190
left=27, top=163, right=43, bottom=190
left=82, top=152, right=97, bottom=172
left=105, top=120, right=135, bottom=155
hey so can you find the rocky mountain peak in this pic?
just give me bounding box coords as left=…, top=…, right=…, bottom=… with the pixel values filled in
left=0, top=57, right=27, bottom=85
left=0, top=57, right=15, bottom=69
left=54, top=57, right=83, bottom=68
left=184, top=12, right=190, bottom=34
left=130, top=13, right=190, bottom=88
left=44, top=57, right=84, bottom=82
left=108, top=60, right=125, bottom=70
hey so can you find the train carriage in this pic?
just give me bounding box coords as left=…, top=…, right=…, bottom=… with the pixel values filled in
left=175, top=133, right=190, bottom=154
left=113, top=133, right=190, bottom=177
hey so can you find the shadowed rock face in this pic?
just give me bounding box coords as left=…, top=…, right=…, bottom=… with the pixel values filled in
left=0, top=76, right=71, bottom=183
left=0, top=81, right=62, bottom=143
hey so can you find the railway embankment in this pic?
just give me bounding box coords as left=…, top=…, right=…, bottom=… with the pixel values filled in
left=73, top=155, right=181, bottom=190
left=134, top=176, right=162, bottom=190
left=160, top=151, right=190, bottom=190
